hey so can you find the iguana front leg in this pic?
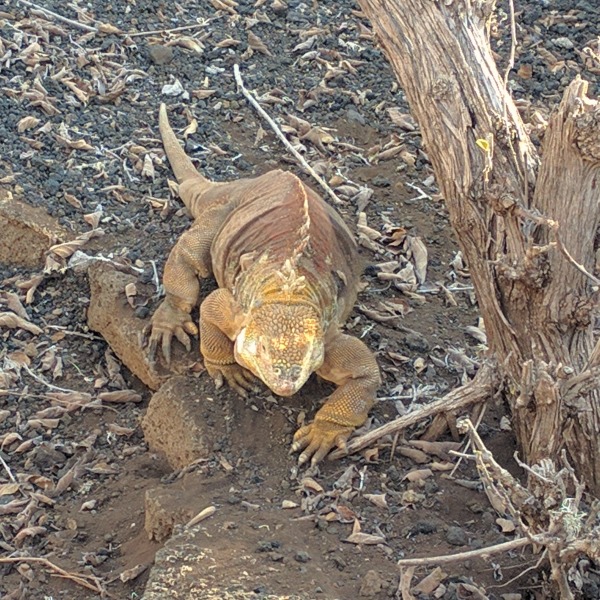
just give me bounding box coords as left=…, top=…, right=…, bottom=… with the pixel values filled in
left=148, top=220, right=215, bottom=364
left=200, top=289, right=260, bottom=397
left=291, top=332, right=380, bottom=466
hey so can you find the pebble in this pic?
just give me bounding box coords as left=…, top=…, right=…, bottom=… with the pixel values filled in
left=404, top=331, right=430, bottom=353
left=134, top=306, right=149, bottom=319
left=359, top=570, right=386, bottom=597
left=371, top=175, right=391, bottom=187
left=147, top=44, right=174, bottom=65
left=553, top=37, right=575, bottom=50
left=446, top=525, right=468, bottom=546
left=294, top=550, right=311, bottom=563
left=347, top=108, right=366, bottom=125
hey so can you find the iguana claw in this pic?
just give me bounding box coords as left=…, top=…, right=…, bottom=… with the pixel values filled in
left=204, top=360, right=261, bottom=398
left=146, top=302, right=198, bottom=364
left=291, top=420, right=353, bottom=466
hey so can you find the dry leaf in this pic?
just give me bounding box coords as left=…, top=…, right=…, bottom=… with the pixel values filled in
left=14, top=526, right=47, bottom=545
left=187, top=505, right=217, bottom=527
left=407, top=236, right=428, bottom=283
left=398, top=446, right=429, bottom=464
left=107, top=423, right=135, bottom=436
left=183, top=119, right=198, bottom=138
left=0, top=312, right=42, bottom=335
left=64, top=193, right=83, bottom=209
left=247, top=31, right=272, bottom=56
left=0, top=483, right=20, bottom=496
left=413, top=566, right=447, bottom=595
left=364, top=493, right=388, bottom=509
left=54, top=134, right=94, bottom=151
left=192, top=89, right=217, bottom=100
left=142, top=154, right=155, bottom=179
left=98, top=390, right=143, bottom=403
left=0, top=499, right=29, bottom=515
left=403, top=468, right=434, bottom=482
left=409, top=440, right=461, bottom=460
left=84, top=206, right=103, bottom=229
left=345, top=532, right=386, bottom=545
left=386, top=107, right=417, bottom=131
left=210, top=0, right=238, bottom=14
left=97, top=22, right=122, bottom=34
left=27, top=418, right=61, bottom=430
left=216, top=37, right=241, bottom=48
left=496, top=517, right=516, bottom=533
left=0, top=292, right=29, bottom=319
left=17, top=115, right=40, bottom=132
left=301, top=477, right=324, bottom=494
left=119, top=563, right=149, bottom=583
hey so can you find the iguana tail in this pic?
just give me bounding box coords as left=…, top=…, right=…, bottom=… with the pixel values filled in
left=159, top=103, right=210, bottom=186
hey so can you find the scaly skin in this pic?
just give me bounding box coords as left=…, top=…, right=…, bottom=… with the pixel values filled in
left=148, top=103, right=381, bottom=466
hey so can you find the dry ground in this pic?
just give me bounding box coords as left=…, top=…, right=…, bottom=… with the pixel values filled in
left=0, top=0, right=598, bottom=598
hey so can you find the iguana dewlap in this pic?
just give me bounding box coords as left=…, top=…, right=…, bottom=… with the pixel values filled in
left=149, top=103, right=380, bottom=466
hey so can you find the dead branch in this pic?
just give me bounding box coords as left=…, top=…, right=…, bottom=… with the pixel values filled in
left=0, top=556, right=113, bottom=597
left=16, top=0, right=98, bottom=33
left=396, top=537, right=530, bottom=567
left=233, top=64, right=344, bottom=206
left=329, top=363, right=495, bottom=460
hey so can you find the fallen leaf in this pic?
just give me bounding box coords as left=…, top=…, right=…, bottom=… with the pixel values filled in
left=0, top=312, right=42, bottom=335
left=247, top=31, right=272, bottom=56
left=98, top=390, right=143, bottom=403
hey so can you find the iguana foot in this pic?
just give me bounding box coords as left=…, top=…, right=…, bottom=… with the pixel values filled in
left=146, top=302, right=198, bottom=364
left=204, top=359, right=261, bottom=398
left=291, top=420, right=353, bottom=466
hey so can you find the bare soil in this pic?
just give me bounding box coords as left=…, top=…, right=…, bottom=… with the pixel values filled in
left=0, top=0, right=598, bottom=599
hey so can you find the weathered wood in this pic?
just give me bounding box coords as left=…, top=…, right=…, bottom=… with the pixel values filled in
left=357, top=0, right=600, bottom=495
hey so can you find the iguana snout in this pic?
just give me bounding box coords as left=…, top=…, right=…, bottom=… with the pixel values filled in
left=234, top=303, right=324, bottom=397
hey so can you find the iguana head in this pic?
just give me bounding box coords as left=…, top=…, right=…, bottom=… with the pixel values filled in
left=235, top=303, right=324, bottom=397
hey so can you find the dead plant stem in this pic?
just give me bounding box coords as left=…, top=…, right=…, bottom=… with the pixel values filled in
left=233, top=64, right=344, bottom=206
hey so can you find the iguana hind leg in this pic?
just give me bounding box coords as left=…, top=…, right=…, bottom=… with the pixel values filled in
left=292, top=332, right=380, bottom=466
left=200, top=288, right=260, bottom=397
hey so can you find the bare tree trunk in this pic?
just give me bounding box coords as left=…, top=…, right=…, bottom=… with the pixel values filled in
left=356, top=0, right=600, bottom=495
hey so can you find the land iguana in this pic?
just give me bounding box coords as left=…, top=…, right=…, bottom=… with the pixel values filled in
left=148, top=103, right=380, bottom=466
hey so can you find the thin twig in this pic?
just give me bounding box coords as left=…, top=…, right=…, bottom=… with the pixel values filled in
left=553, top=227, right=600, bottom=287
left=233, top=64, right=344, bottom=206
left=16, top=0, right=97, bottom=33
left=0, top=557, right=110, bottom=596
left=397, top=537, right=530, bottom=567
left=0, top=454, right=17, bottom=483
left=21, top=364, right=80, bottom=394
left=448, top=401, right=487, bottom=479
left=128, top=22, right=209, bottom=38
left=489, top=550, right=547, bottom=589
left=502, top=0, right=517, bottom=98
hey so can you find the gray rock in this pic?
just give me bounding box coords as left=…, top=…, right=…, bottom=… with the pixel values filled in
left=446, top=525, right=468, bottom=546
left=553, top=37, right=575, bottom=50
